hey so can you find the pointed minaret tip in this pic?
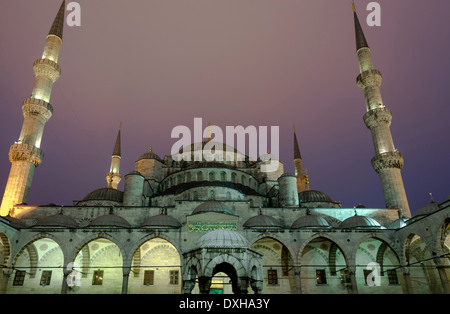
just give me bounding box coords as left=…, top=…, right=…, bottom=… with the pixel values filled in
left=112, top=123, right=121, bottom=157
left=293, top=125, right=302, bottom=160
left=49, top=0, right=66, bottom=40
left=353, top=1, right=369, bottom=51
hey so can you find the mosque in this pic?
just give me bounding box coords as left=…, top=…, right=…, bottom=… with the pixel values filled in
left=0, top=1, right=448, bottom=294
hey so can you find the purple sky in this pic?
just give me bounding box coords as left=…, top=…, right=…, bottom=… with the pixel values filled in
left=0, top=0, right=449, bottom=215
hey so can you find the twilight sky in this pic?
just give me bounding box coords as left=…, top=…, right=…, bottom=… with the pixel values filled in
left=0, top=0, right=449, bottom=215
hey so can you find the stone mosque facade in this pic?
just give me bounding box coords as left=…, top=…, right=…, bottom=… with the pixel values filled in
left=0, top=1, right=448, bottom=295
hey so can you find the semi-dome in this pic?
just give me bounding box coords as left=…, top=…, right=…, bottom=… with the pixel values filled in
left=280, top=172, right=295, bottom=177
left=192, top=201, right=233, bottom=215
left=243, top=214, right=283, bottom=229
left=141, top=214, right=181, bottom=229
left=298, top=190, right=335, bottom=203
left=414, top=202, right=439, bottom=217
left=339, top=215, right=384, bottom=229
left=88, top=211, right=131, bottom=228
left=34, top=213, right=78, bottom=228
left=196, top=229, right=250, bottom=249
left=291, top=214, right=331, bottom=229
left=82, top=188, right=123, bottom=203
left=387, top=217, right=410, bottom=229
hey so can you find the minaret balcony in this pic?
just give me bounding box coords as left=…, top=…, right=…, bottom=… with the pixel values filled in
left=371, top=151, right=404, bottom=173
left=33, top=58, right=61, bottom=83
left=22, top=98, right=53, bottom=121
left=357, top=69, right=382, bottom=89
left=8, top=143, right=44, bottom=166
left=363, top=107, right=392, bottom=129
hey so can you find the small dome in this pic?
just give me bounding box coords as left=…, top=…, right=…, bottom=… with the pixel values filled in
left=82, top=188, right=123, bottom=203
left=126, top=170, right=143, bottom=176
left=196, top=229, right=250, bottom=249
left=137, top=152, right=162, bottom=162
left=141, top=214, right=181, bottom=229
left=414, top=202, right=439, bottom=217
left=192, top=201, right=233, bottom=215
left=243, top=215, right=283, bottom=229
left=291, top=215, right=331, bottom=229
left=2, top=215, right=27, bottom=229
left=387, top=217, right=410, bottom=229
left=339, top=215, right=384, bottom=229
left=279, top=172, right=295, bottom=178
left=89, top=211, right=130, bottom=228
left=34, top=213, right=78, bottom=228
left=298, top=190, right=335, bottom=203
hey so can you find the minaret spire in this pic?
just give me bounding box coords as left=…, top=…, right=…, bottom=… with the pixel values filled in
left=1, top=1, right=65, bottom=216
left=353, top=4, right=411, bottom=217
left=293, top=125, right=307, bottom=193
left=49, top=0, right=66, bottom=40
left=353, top=2, right=369, bottom=52
left=107, top=123, right=122, bottom=189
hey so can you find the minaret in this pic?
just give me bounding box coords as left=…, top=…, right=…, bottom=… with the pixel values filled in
left=353, top=3, right=411, bottom=217
left=0, top=1, right=66, bottom=216
left=106, top=123, right=122, bottom=189
left=293, top=125, right=307, bottom=193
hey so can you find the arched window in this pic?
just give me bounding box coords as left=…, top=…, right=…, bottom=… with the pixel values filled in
left=221, top=171, right=227, bottom=182
left=197, top=171, right=203, bottom=181
left=231, top=173, right=237, bottom=183
left=241, top=175, right=247, bottom=186
left=209, top=172, right=215, bottom=182
left=186, top=172, right=191, bottom=182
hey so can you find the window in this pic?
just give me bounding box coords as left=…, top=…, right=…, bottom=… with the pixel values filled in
left=40, top=270, right=52, bottom=286
left=316, top=269, right=327, bottom=285
left=143, top=270, right=154, bottom=286
left=169, top=270, right=179, bottom=285
left=387, top=269, right=399, bottom=285
left=92, top=270, right=104, bottom=285
left=13, top=270, right=26, bottom=286
left=268, top=269, right=278, bottom=285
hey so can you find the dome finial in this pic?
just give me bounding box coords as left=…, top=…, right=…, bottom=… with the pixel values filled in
left=305, top=169, right=310, bottom=190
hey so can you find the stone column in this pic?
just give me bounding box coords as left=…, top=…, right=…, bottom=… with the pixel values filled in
left=183, top=279, right=196, bottom=294
left=437, top=266, right=450, bottom=294
left=0, top=269, right=12, bottom=294
left=236, top=277, right=249, bottom=294
left=402, top=267, right=414, bottom=294
left=348, top=266, right=359, bottom=294
left=61, top=268, right=71, bottom=294
left=198, top=276, right=212, bottom=294
left=294, top=266, right=302, bottom=294
left=121, top=267, right=130, bottom=294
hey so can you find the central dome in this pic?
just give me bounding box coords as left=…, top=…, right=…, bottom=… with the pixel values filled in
left=82, top=188, right=123, bottom=203
left=298, top=190, right=334, bottom=203
left=196, top=229, right=250, bottom=249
